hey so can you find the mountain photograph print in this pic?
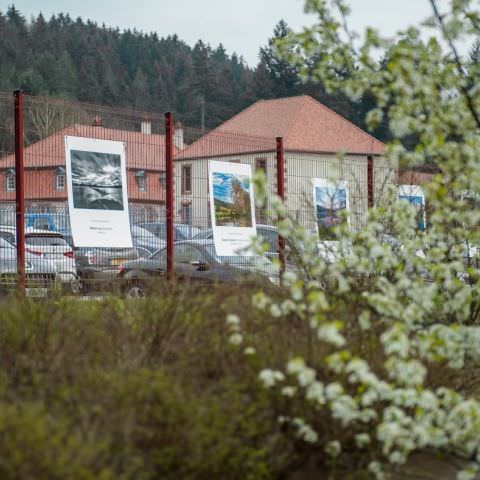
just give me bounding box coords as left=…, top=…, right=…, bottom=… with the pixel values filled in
left=315, top=185, right=347, bottom=239
left=212, top=172, right=252, bottom=227
left=70, top=150, right=124, bottom=210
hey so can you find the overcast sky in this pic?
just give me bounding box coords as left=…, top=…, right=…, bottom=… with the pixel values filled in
left=6, top=0, right=438, bottom=66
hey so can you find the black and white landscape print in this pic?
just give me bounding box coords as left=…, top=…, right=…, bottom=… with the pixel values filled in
left=70, top=150, right=124, bottom=210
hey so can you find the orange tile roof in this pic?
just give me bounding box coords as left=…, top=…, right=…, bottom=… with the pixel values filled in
left=398, top=170, right=436, bottom=185
left=177, top=95, right=385, bottom=159
left=1, top=124, right=167, bottom=170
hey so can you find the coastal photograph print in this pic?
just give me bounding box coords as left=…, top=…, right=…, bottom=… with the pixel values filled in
left=399, top=185, right=426, bottom=230
left=70, top=150, right=124, bottom=210
left=212, top=171, right=253, bottom=227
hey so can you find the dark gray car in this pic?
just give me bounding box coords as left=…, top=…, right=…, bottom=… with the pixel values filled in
left=131, top=225, right=165, bottom=256
left=74, top=247, right=142, bottom=292
left=193, top=224, right=280, bottom=258
left=118, top=240, right=277, bottom=297
left=136, top=222, right=200, bottom=241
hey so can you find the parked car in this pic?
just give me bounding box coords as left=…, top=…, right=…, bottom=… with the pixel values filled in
left=0, top=236, right=57, bottom=295
left=25, top=213, right=69, bottom=233
left=24, top=229, right=81, bottom=293
left=56, top=227, right=158, bottom=292
left=74, top=246, right=141, bottom=292
left=0, top=225, right=17, bottom=246
left=131, top=225, right=165, bottom=255
left=118, top=240, right=277, bottom=297
left=193, top=224, right=280, bottom=258
left=137, top=222, right=200, bottom=241
left=3, top=228, right=81, bottom=293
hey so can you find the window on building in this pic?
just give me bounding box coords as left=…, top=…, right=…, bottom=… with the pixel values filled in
left=256, top=158, right=267, bottom=174
left=180, top=202, right=192, bottom=225
left=159, top=170, right=167, bottom=188
left=135, top=170, right=147, bottom=192
left=56, top=174, right=65, bottom=190
left=254, top=159, right=268, bottom=222
left=5, top=170, right=15, bottom=192
left=182, top=165, right=192, bottom=194
left=55, top=167, right=66, bottom=190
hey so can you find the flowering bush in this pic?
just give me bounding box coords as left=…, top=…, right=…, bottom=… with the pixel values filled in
left=230, top=1, right=480, bottom=478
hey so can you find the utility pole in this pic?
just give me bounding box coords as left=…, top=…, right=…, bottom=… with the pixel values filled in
left=200, top=94, right=205, bottom=132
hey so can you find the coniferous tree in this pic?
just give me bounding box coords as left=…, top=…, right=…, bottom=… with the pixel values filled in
left=0, top=6, right=390, bottom=140
left=259, top=20, right=301, bottom=97
left=51, top=51, right=78, bottom=99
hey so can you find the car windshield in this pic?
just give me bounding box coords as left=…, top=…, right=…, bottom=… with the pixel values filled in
left=25, top=235, right=68, bottom=246
left=0, top=231, right=16, bottom=244
left=145, top=224, right=200, bottom=240
left=131, top=226, right=158, bottom=241
left=175, top=225, right=200, bottom=239
left=204, top=244, right=271, bottom=267
left=0, top=237, right=14, bottom=249
left=193, top=229, right=213, bottom=240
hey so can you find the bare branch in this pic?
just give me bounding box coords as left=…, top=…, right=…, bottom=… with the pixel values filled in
left=333, top=0, right=357, bottom=55
left=429, top=0, right=480, bottom=130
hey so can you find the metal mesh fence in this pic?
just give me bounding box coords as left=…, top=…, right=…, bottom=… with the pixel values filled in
left=2, top=93, right=169, bottom=294
left=0, top=90, right=413, bottom=296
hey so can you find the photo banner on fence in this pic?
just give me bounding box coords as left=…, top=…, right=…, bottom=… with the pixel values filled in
left=313, top=178, right=349, bottom=240
left=65, top=136, right=133, bottom=248
left=208, top=160, right=256, bottom=256
left=399, top=184, right=426, bottom=230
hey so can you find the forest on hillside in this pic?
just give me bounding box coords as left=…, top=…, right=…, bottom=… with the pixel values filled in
left=1, top=4, right=479, bottom=144
left=0, top=5, right=381, bottom=135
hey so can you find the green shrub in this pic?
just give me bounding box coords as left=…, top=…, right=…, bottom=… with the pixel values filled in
left=0, top=291, right=299, bottom=480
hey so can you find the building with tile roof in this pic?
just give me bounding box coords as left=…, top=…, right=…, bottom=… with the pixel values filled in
left=175, top=95, right=392, bottom=230
left=0, top=95, right=395, bottom=234
left=0, top=123, right=174, bottom=223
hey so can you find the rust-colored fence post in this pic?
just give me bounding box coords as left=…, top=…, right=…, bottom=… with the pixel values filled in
left=367, top=155, right=374, bottom=209
left=165, top=112, right=174, bottom=280
left=14, top=90, right=25, bottom=295
left=276, top=137, right=286, bottom=278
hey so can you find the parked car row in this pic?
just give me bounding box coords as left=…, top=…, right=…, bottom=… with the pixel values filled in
left=118, top=239, right=278, bottom=297
left=5, top=219, right=470, bottom=296
left=0, top=221, right=322, bottom=296
left=75, top=224, right=279, bottom=293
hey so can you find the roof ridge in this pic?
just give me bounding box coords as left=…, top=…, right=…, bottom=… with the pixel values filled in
left=305, top=96, right=385, bottom=149
left=283, top=95, right=310, bottom=142
left=218, top=95, right=312, bottom=133
left=249, top=94, right=310, bottom=104
left=217, top=99, right=265, bottom=133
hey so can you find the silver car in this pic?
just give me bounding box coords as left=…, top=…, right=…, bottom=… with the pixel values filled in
left=0, top=237, right=57, bottom=295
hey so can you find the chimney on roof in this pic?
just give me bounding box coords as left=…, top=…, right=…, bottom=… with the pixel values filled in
left=174, top=122, right=184, bottom=150
left=141, top=119, right=152, bottom=135
left=92, top=115, right=103, bottom=127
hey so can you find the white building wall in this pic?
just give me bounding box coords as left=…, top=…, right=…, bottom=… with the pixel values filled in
left=285, top=152, right=394, bottom=231
left=175, top=151, right=277, bottom=228
left=175, top=152, right=394, bottom=231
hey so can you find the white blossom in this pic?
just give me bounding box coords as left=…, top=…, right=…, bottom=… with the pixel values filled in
left=259, top=369, right=285, bottom=388
left=324, top=440, right=342, bottom=457
left=228, top=333, right=243, bottom=346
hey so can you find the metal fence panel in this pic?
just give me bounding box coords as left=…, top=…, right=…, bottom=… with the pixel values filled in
left=0, top=90, right=408, bottom=296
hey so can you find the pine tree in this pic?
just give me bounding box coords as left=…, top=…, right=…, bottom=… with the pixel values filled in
left=259, top=20, right=301, bottom=97
left=0, top=6, right=390, bottom=139
left=131, top=67, right=150, bottom=110
left=250, top=61, right=275, bottom=100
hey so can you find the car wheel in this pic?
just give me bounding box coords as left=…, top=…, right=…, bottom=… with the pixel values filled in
left=124, top=281, right=146, bottom=298
left=70, top=278, right=83, bottom=295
